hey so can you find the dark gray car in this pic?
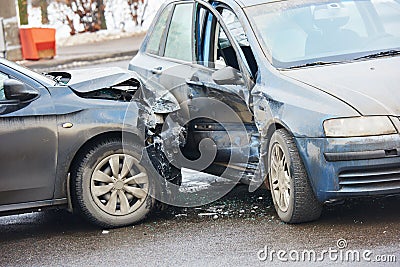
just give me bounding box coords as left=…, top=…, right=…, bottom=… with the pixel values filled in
left=0, top=58, right=179, bottom=227
left=129, top=0, right=400, bottom=223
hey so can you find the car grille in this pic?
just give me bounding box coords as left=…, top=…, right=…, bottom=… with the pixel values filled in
left=339, top=167, right=400, bottom=191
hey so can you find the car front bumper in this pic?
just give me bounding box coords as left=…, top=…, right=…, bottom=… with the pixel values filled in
left=295, top=134, right=400, bottom=202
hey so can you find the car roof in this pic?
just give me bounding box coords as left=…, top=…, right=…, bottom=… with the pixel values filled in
left=163, top=0, right=283, bottom=8
left=234, top=0, right=284, bottom=8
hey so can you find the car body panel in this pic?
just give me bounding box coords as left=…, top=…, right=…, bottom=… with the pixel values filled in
left=282, top=57, right=400, bottom=116
left=0, top=61, right=58, bottom=206
left=47, top=86, right=145, bottom=200
left=296, top=134, right=400, bottom=201
left=251, top=69, right=360, bottom=139
left=0, top=85, right=58, bottom=205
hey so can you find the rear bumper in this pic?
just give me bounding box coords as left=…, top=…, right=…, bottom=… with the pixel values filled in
left=295, top=134, right=400, bottom=202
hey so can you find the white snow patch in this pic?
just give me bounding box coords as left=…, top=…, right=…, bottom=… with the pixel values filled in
left=57, top=30, right=145, bottom=47
left=175, top=214, right=188, bottom=218
left=25, top=0, right=164, bottom=46
left=198, top=213, right=218, bottom=217
left=180, top=168, right=232, bottom=193
left=27, top=5, right=42, bottom=26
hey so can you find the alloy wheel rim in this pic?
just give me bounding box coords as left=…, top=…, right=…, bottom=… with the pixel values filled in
left=90, top=154, right=149, bottom=216
left=270, top=143, right=291, bottom=212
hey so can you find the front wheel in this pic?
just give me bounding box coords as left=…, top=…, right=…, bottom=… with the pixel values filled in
left=71, top=138, right=155, bottom=228
left=267, top=129, right=322, bottom=223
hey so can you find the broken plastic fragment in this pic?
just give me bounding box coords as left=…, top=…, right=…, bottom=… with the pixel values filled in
left=198, top=213, right=218, bottom=217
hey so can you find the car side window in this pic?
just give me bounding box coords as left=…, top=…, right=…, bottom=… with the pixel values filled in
left=196, top=6, right=258, bottom=79
left=220, top=9, right=250, bottom=48
left=220, top=8, right=258, bottom=78
left=0, top=72, right=8, bottom=101
left=164, top=3, right=194, bottom=62
left=197, top=6, right=240, bottom=71
left=216, top=25, right=240, bottom=70
left=146, top=4, right=173, bottom=55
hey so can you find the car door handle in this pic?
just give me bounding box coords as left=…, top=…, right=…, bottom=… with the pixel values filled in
left=151, top=67, right=163, bottom=75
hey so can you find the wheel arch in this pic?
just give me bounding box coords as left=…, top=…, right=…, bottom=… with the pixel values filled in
left=262, top=120, right=294, bottom=158
left=66, top=131, right=144, bottom=211
left=258, top=121, right=294, bottom=190
left=260, top=122, right=320, bottom=202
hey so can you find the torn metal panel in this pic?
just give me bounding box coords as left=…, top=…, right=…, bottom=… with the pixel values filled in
left=129, top=77, right=181, bottom=115
left=48, top=67, right=138, bottom=92
left=143, top=123, right=183, bottom=205
left=47, top=68, right=181, bottom=116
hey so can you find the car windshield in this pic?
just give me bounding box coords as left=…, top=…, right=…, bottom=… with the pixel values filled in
left=245, top=0, right=400, bottom=69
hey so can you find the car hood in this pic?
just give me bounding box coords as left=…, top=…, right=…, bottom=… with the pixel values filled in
left=281, top=56, right=400, bottom=116
left=48, top=67, right=180, bottom=114
left=63, top=67, right=138, bottom=92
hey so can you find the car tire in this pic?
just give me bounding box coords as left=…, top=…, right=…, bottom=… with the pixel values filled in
left=267, top=129, right=322, bottom=223
left=71, top=138, right=155, bottom=228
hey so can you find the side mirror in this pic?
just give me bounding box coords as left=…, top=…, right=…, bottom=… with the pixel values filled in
left=212, top=66, right=244, bottom=86
left=4, top=79, right=38, bottom=102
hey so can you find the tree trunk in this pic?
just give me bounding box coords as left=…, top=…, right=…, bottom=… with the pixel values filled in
left=18, top=0, right=28, bottom=25
left=97, top=0, right=107, bottom=30
left=40, top=0, right=49, bottom=25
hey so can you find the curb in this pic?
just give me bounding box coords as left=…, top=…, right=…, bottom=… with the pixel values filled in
left=20, top=50, right=138, bottom=70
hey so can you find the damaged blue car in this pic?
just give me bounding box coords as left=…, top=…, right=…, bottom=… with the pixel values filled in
left=129, top=0, right=400, bottom=223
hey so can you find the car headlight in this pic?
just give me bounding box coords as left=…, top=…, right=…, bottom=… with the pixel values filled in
left=323, top=116, right=397, bottom=137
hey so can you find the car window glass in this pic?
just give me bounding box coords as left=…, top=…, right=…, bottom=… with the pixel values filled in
left=220, top=9, right=249, bottom=47
left=164, top=3, right=194, bottom=61
left=220, top=8, right=258, bottom=77
left=373, top=0, right=400, bottom=35
left=216, top=25, right=240, bottom=70
left=0, top=72, right=8, bottom=101
left=146, top=4, right=173, bottom=55
left=196, top=6, right=208, bottom=62
left=246, top=0, right=400, bottom=68
left=338, top=2, right=367, bottom=38
left=196, top=7, right=240, bottom=70
left=198, top=8, right=207, bottom=37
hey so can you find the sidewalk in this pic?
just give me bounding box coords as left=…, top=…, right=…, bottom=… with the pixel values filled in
left=20, top=33, right=145, bottom=71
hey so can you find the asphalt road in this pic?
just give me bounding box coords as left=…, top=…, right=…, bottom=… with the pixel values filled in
left=1, top=178, right=399, bottom=266
left=0, top=60, right=399, bottom=266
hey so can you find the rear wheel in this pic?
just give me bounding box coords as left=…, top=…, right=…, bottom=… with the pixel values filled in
left=267, top=129, right=322, bottom=223
left=71, top=138, right=155, bottom=228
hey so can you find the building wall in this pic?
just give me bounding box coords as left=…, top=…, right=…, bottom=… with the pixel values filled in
left=0, top=0, right=22, bottom=60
